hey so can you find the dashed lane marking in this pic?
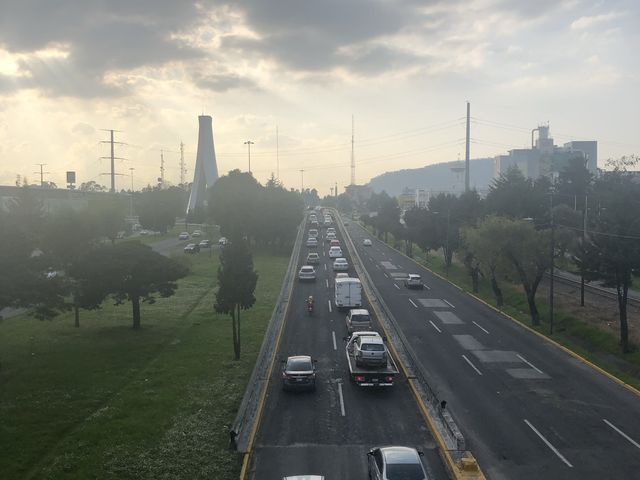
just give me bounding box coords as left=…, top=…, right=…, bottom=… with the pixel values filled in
left=443, top=299, right=455, bottom=308
left=603, top=419, right=640, bottom=449
left=462, top=354, right=483, bottom=376
left=332, top=331, right=337, bottom=351
left=408, top=298, right=418, bottom=308
left=394, top=284, right=400, bottom=290
left=524, top=419, right=573, bottom=468
left=472, top=321, right=490, bottom=334
left=516, top=354, right=544, bottom=374
left=325, top=279, right=329, bottom=289
left=328, top=300, right=332, bottom=313
left=337, top=382, right=346, bottom=416
left=429, top=320, right=442, bottom=333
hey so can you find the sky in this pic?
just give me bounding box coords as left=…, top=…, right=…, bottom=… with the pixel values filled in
left=0, top=0, right=638, bottom=194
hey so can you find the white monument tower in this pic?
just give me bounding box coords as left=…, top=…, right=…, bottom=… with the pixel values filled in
left=186, top=115, right=219, bottom=214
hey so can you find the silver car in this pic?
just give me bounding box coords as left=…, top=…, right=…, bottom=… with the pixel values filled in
left=368, top=446, right=429, bottom=480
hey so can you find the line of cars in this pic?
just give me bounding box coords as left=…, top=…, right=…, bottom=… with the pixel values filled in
left=285, top=210, right=430, bottom=479
left=179, top=229, right=228, bottom=254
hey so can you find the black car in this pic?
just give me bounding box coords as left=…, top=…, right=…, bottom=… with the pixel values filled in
left=282, top=355, right=317, bottom=392
left=184, top=243, right=200, bottom=254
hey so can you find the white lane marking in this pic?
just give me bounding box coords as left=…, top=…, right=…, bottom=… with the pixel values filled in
left=324, top=264, right=327, bottom=271
left=337, top=382, right=346, bottom=416
left=383, top=272, right=389, bottom=278
left=394, top=284, right=400, bottom=290
left=408, top=298, right=418, bottom=308
left=375, top=264, right=381, bottom=270
left=524, top=419, right=573, bottom=467
left=429, top=320, right=442, bottom=333
left=332, top=331, right=337, bottom=350
left=443, top=299, right=455, bottom=308
left=328, top=300, right=332, bottom=313
left=322, top=250, right=325, bottom=256
left=516, top=354, right=544, bottom=374
left=462, top=354, right=483, bottom=375
left=325, top=279, right=329, bottom=289
left=472, top=321, right=490, bottom=335
left=422, top=283, right=431, bottom=290
left=604, top=419, right=640, bottom=449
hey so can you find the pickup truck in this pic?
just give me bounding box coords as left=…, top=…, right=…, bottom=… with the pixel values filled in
left=345, top=331, right=399, bottom=387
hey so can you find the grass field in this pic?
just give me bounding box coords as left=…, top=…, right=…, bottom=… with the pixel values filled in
left=0, top=242, right=289, bottom=479
left=363, top=226, right=640, bottom=389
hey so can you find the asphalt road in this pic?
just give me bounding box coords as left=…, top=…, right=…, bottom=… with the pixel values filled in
left=247, top=216, right=448, bottom=479
left=344, top=219, right=640, bottom=480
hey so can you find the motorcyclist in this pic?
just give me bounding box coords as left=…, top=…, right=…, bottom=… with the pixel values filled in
left=307, top=295, right=315, bottom=312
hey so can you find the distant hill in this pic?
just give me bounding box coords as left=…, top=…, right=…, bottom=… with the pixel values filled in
left=367, top=158, right=495, bottom=196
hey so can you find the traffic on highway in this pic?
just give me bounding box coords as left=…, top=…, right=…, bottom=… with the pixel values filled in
left=246, top=209, right=448, bottom=480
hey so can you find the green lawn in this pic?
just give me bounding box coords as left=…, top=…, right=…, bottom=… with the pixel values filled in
left=0, top=243, right=289, bottom=479
left=363, top=225, right=640, bottom=389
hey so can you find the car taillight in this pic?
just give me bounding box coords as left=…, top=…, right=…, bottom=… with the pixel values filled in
left=355, top=375, right=365, bottom=382
left=385, top=376, right=394, bottom=382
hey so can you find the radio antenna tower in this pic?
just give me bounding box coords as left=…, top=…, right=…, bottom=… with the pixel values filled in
left=350, top=114, right=355, bottom=185
left=179, top=141, right=186, bottom=185
left=160, top=149, right=165, bottom=187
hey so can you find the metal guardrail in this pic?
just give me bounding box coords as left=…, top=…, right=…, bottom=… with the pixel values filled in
left=551, top=272, right=640, bottom=307
left=336, top=212, right=466, bottom=454
left=230, top=220, right=305, bottom=452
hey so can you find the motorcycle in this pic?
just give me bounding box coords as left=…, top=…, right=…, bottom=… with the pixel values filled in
left=307, top=299, right=314, bottom=316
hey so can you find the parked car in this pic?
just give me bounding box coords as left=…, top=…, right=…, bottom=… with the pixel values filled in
left=306, top=237, right=318, bottom=247
left=218, top=236, right=228, bottom=246
left=282, top=355, right=317, bottom=391
left=184, top=243, right=200, bottom=254
left=363, top=238, right=372, bottom=246
left=306, top=252, right=320, bottom=264
left=367, top=446, right=429, bottom=480
left=199, top=239, right=211, bottom=248
left=333, top=257, right=349, bottom=271
left=298, top=266, right=317, bottom=281
left=405, top=274, right=423, bottom=289
left=192, top=229, right=202, bottom=237
left=178, top=232, right=189, bottom=240
left=328, top=246, right=343, bottom=258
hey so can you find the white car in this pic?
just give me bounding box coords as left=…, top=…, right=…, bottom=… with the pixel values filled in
left=298, top=266, right=317, bottom=281
left=306, top=252, right=320, bottom=264
left=306, top=237, right=318, bottom=247
left=405, top=274, right=423, bottom=289
left=363, top=238, right=372, bottom=246
left=367, top=446, right=428, bottom=480
left=325, top=232, right=337, bottom=243
left=192, top=229, right=202, bottom=237
left=335, top=272, right=349, bottom=279
left=328, top=246, right=343, bottom=258
left=218, top=236, right=228, bottom=246
left=178, top=232, right=189, bottom=240
left=333, top=257, right=349, bottom=271
left=308, top=229, right=319, bottom=238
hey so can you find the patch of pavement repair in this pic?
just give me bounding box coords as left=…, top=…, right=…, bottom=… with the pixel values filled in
left=472, top=350, right=521, bottom=363
left=506, top=369, right=550, bottom=380
left=390, top=272, right=408, bottom=278
left=453, top=335, right=485, bottom=351
left=433, top=311, right=464, bottom=325
left=418, top=299, right=450, bottom=308
left=380, top=261, right=397, bottom=270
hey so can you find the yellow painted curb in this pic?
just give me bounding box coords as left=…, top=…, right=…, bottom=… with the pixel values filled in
left=342, top=215, right=485, bottom=480
left=360, top=222, right=640, bottom=399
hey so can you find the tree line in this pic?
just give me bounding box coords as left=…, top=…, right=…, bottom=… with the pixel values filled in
left=360, top=156, right=640, bottom=353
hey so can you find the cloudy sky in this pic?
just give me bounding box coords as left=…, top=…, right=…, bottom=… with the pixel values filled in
left=0, top=0, right=638, bottom=193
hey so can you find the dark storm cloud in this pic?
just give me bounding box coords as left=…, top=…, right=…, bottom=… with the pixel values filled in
left=224, top=0, right=441, bottom=73
left=0, top=0, right=206, bottom=97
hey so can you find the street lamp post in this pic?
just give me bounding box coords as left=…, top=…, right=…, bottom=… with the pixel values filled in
left=129, top=167, right=135, bottom=218
left=244, top=140, right=254, bottom=174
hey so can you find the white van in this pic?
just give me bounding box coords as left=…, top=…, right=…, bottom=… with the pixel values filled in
left=335, top=277, right=362, bottom=309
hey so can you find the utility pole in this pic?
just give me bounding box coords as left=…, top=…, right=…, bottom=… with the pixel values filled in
left=100, top=129, right=125, bottom=193
left=549, top=192, right=555, bottom=334
left=276, top=126, right=279, bottom=180
left=244, top=140, right=254, bottom=174
left=33, top=163, right=49, bottom=187
left=465, top=101, right=471, bottom=192
left=335, top=181, right=338, bottom=198
left=350, top=115, right=355, bottom=185
left=179, top=141, right=186, bottom=186
left=300, top=169, right=305, bottom=192
left=160, top=149, right=165, bottom=188
left=580, top=195, right=588, bottom=306
left=129, top=167, right=135, bottom=217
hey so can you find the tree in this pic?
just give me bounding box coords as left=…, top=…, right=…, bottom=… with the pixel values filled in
left=580, top=158, right=640, bottom=352
left=214, top=239, right=258, bottom=360
left=79, top=181, right=107, bottom=192
left=137, top=186, right=187, bottom=233
left=556, top=156, right=593, bottom=210
left=87, top=195, right=127, bottom=243
left=73, top=242, right=188, bottom=329
left=485, top=167, right=549, bottom=221
left=498, top=219, right=552, bottom=325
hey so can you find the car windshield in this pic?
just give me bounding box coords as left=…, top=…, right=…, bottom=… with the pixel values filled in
left=287, top=359, right=313, bottom=371
left=361, top=343, right=384, bottom=351
left=385, top=463, right=425, bottom=479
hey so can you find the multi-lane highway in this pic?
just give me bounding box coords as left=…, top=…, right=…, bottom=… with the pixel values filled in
left=246, top=215, right=448, bottom=479
left=344, top=218, right=640, bottom=480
